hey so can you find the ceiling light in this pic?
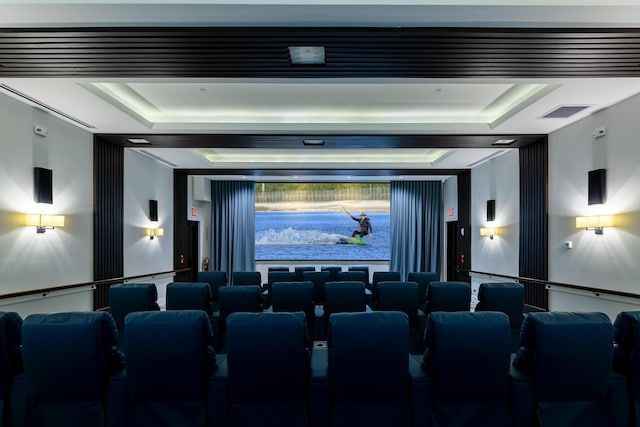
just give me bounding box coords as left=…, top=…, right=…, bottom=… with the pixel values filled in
left=288, top=46, right=325, bottom=65
left=128, top=138, right=151, bottom=144
left=492, top=139, right=516, bottom=146
left=303, top=139, right=325, bottom=146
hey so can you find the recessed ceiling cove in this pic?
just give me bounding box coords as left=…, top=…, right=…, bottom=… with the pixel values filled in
left=85, top=80, right=555, bottom=132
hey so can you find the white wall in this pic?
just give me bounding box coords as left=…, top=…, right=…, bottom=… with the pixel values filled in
left=0, top=92, right=94, bottom=315
left=123, top=149, right=174, bottom=303
left=442, top=176, right=458, bottom=222
left=548, top=91, right=640, bottom=317
left=470, top=151, right=520, bottom=305
left=0, top=93, right=177, bottom=316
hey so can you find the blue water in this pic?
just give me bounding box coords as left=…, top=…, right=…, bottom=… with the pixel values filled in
left=256, top=211, right=390, bottom=261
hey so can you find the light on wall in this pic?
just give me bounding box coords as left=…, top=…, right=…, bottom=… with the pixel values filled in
left=576, top=215, right=615, bottom=235
left=144, top=227, right=164, bottom=239
left=480, top=227, right=498, bottom=239
left=25, top=214, right=65, bottom=233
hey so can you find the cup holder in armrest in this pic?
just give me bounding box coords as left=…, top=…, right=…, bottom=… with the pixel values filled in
left=313, top=341, right=327, bottom=349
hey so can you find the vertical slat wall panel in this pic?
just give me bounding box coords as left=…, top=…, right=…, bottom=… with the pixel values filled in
left=519, top=137, right=549, bottom=310
left=456, top=171, right=471, bottom=283
left=93, top=137, right=124, bottom=310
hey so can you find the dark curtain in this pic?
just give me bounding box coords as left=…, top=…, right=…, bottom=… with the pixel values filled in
left=390, top=181, right=442, bottom=279
left=210, top=181, right=255, bottom=277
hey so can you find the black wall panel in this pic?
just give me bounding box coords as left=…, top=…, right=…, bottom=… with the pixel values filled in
left=93, top=137, right=124, bottom=309
left=519, top=137, right=549, bottom=310
left=456, top=171, right=471, bottom=283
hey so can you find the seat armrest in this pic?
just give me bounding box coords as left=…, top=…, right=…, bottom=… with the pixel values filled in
left=408, top=355, right=431, bottom=427
left=607, top=370, right=630, bottom=427
left=107, top=368, right=127, bottom=427
left=510, top=361, right=534, bottom=427
left=310, top=347, right=329, bottom=427
left=208, top=355, right=228, bottom=427
left=314, top=306, right=325, bottom=340
left=9, top=372, right=27, bottom=427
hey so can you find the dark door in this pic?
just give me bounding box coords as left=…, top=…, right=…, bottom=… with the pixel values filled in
left=175, top=220, right=199, bottom=282
left=186, top=220, right=199, bottom=282
left=446, top=221, right=458, bottom=281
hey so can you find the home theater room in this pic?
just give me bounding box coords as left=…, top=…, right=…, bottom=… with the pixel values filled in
left=1, top=1, right=640, bottom=426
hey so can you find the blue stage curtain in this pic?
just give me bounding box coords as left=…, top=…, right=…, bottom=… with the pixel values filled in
left=210, top=181, right=255, bottom=275
left=390, top=181, right=442, bottom=279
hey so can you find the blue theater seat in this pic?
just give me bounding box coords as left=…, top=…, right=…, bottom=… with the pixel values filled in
left=327, top=312, right=416, bottom=427
left=271, top=281, right=315, bottom=335
left=322, top=282, right=367, bottom=338
left=424, top=281, right=471, bottom=314
left=166, top=282, right=214, bottom=317
left=370, top=272, right=402, bottom=308
left=302, top=271, right=331, bottom=305
left=231, top=271, right=262, bottom=287
left=265, top=271, right=297, bottom=307
left=320, top=266, right=342, bottom=282
left=512, top=312, right=628, bottom=427
left=197, top=271, right=228, bottom=309
left=339, top=270, right=368, bottom=287
left=0, top=312, right=22, bottom=426
left=109, top=283, right=160, bottom=346
left=422, top=311, right=513, bottom=427
left=474, top=282, right=524, bottom=352
left=109, top=310, right=217, bottom=427
left=376, top=281, right=423, bottom=353
left=348, top=266, right=370, bottom=287
left=210, top=312, right=310, bottom=427
left=13, top=312, right=124, bottom=427
left=613, top=310, right=640, bottom=427
left=407, top=272, right=438, bottom=309
left=372, top=271, right=401, bottom=287
left=215, top=286, right=263, bottom=352
left=294, top=266, right=316, bottom=281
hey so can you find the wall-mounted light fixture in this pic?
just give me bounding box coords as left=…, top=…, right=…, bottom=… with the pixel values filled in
left=480, top=227, right=498, bottom=239
left=25, top=214, right=65, bottom=233
left=576, top=215, right=615, bottom=235
left=144, top=227, right=164, bottom=239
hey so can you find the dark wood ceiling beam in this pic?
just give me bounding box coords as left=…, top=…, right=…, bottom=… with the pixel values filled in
left=3, top=27, right=640, bottom=78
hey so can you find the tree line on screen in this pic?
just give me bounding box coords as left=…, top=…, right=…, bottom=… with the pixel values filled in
left=256, top=183, right=389, bottom=192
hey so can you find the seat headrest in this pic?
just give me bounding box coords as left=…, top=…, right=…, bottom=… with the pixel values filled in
left=513, top=311, right=613, bottom=401
left=22, top=312, right=124, bottom=400
left=423, top=312, right=511, bottom=403
left=329, top=312, right=409, bottom=403
left=124, top=310, right=216, bottom=400
left=197, top=271, right=228, bottom=285
left=226, top=312, right=308, bottom=403
left=0, top=312, right=23, bottom=375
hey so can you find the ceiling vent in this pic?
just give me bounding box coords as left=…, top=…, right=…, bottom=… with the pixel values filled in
left=541, top=105, right=590, bottom=119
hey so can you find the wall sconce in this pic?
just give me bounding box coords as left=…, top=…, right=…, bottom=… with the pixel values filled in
left=480, top=227, right=498, bottom=239
left=576, top=215, right=615, bottom=235
left=144, top=227, right=164, bottom=239
left=25, top=214, right=65, bottom=233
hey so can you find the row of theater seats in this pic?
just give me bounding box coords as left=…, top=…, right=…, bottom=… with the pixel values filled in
left=108, top=278, right=524, bottom=354
left=1, top=309, right=640, bottom=427
left=198, top=268, right=432, bottom=308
